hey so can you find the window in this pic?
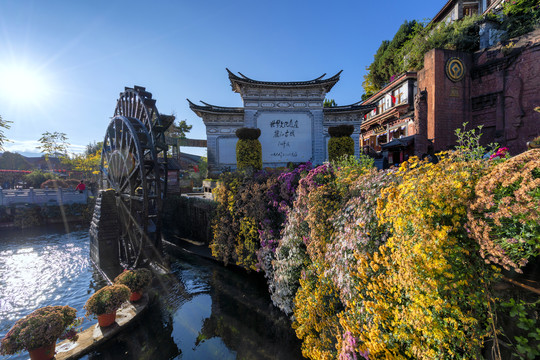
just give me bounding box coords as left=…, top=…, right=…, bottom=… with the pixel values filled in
left=464, top=4, right=478, bottom=16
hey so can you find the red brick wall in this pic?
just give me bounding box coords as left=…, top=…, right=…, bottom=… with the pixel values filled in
left=416, top=30, right=540, bottom=155
left=471, top=30, right=540, bottom=154
left=417, top=49, right=473, bottom=152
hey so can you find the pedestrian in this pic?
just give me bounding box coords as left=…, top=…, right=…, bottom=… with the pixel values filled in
left=75, top=180, right=86, bottom=193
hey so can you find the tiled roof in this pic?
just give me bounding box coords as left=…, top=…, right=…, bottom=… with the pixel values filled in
left=323, top=102, right=376, bottom=114
left=227, top=68, right=342, bottom=92
left=187, top=99, right=244, bottom=115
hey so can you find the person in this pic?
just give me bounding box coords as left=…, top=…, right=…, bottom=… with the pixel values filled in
left=75, top=180, right=86, bottom=193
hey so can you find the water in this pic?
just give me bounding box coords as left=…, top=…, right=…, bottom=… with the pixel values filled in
left=0, top=226, right=303, bottom=359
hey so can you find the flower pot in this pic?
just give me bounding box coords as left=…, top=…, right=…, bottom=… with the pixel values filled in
left=28, top=342, right=56, bottom=360
left=130, top=291, right=142, bottom=302
left=97, top=311, right=117, bottom=327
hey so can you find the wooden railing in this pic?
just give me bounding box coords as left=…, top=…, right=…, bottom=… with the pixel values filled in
left=0, top=188, right=89, bottom=206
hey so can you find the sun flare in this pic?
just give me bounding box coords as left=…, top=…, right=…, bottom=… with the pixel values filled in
left=0, top=63, right=50, bottom=105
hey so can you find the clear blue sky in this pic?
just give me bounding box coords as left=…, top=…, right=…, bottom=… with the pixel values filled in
left=0, top=0, right=445, bottom=157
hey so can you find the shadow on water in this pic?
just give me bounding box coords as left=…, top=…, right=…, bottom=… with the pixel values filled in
left=85, top=245, right=303, bottom=359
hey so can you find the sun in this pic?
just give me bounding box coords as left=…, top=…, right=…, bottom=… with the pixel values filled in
left=0, top=63, right=50, bottom=105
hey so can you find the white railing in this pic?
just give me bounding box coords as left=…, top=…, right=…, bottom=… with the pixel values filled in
left=0, top=188, right=89, bottom=206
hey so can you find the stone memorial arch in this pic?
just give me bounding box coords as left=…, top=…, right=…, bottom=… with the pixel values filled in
left=188, top=69, right=373, bottom=175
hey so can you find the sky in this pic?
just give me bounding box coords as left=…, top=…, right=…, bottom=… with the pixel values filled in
left=0, top=0, right=445, bottom=157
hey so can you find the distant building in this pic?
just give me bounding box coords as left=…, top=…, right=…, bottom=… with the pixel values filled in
left=430, top=0, right=506, bottom=25
left=360, top=72, right=418, bottom=166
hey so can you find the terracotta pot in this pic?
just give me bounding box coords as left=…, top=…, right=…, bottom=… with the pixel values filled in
left=28, top=342, right=55, bottom=360
left=97, top=311, right=117, bottom=327
left=130, top=291, right=142, bottom=302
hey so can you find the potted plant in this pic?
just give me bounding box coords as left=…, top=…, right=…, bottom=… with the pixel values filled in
left=84, top=284, right=130, bottom=327
left=114, top=268, right=152, bottom=302
left=0, top=305, right=78, bottom=360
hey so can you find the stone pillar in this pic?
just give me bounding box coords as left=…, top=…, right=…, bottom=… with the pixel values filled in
left=29, top=188, right=35, bottom=204
left=89, top=190, right=122, bottom=280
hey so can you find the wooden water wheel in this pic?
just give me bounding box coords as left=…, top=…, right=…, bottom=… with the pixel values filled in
left=100, top=86, right=173, bottom=268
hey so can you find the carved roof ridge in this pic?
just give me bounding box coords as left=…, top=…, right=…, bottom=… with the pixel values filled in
left=227, top=68, right=342, bottom=87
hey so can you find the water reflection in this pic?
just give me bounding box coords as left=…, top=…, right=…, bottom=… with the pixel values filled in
left=0, top=227, right=302, bottom=359
left=0, top=225, right=106, bottom=360
left=85, top=246, right=303, bottom=359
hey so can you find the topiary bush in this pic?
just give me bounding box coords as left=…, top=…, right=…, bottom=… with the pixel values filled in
left=328, top=125, right=355, bottom=162
left=236, top=128, right=262, bottom=171
left=236, top=127, right=261, bottom=140
left=328, top=125, right=354, bottom=138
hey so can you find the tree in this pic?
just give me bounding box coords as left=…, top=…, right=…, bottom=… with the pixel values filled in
left=85, top=141, right=103, bottom=156
left=0, top=152, right=32, bottom=170
left=37, top=131, right=70, bottom=159
left=24, top=170, right=56, bottom=188
left=0, top=115, right=12, bottom=152
left=166, top=119, right=192, bottom=139
left=362, top=21, right=418, bottom=94
left=323, top=99, right=338, bottom=108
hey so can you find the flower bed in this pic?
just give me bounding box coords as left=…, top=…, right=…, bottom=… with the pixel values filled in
left=206, top=140, right=540, bottom=359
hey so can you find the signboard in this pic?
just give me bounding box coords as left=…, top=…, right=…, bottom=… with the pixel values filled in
left=257, top=112, right=312, bottom=163
left=445, top=57, right=465, bottom=82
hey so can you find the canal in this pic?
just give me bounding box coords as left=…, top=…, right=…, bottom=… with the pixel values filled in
left=0, top=225, right=303, bottom=359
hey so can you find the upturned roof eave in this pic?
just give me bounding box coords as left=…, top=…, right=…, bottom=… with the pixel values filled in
left=187, top=98, right=244, bottom=117
left=227, top=68, right=343, bottom=92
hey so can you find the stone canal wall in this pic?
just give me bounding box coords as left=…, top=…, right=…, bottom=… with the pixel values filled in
left=0, top=199, right=94, bottom=229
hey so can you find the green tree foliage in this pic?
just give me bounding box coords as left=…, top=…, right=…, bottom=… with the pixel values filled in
left=502, top=0, right=540, bottom=39
left=0, top=152, right=31, bottom=170
left=362, top=6, right=540, bottom=96
left=0, top=115, right=12, bottom=152
left=363, top=21, right=418, bottom=93
left=323, top=99, right=338, bottom=107
left=400, top=15, right=482, bottom=72
left=167, top=119, right=192, bottom=139
left=36, top=131, right=70, bottom=159
left=24, top=170, right=56, bottom=188
left=85, top=141, right=103, bottom=156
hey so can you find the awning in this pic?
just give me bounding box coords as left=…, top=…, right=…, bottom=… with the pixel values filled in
left=381, top=135, right=415, bottom=150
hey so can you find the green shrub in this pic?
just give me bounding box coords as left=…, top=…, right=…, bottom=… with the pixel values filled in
left=502, top=0, right=540, bottom=39
left=328, top=125, right=354, bottom=138
left=328, top=137, right=354, bottom=162
left=236, top=139, right=262, bottom=171
left=235, top=127, right=261, bottom=140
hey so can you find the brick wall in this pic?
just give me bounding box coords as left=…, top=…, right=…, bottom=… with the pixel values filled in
left=416, top=29, right=540, bottom=155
